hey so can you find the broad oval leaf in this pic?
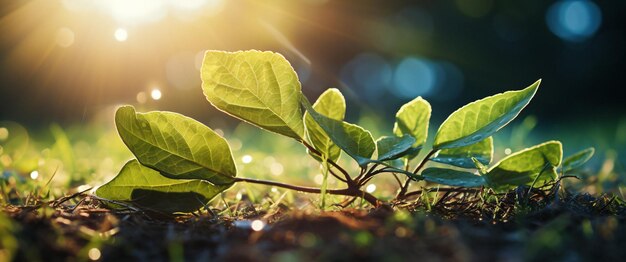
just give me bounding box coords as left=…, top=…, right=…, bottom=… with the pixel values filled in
left=433, top=80, right=540, bottom=149
left=201, top=50, right=305, bottom=139
left=431, top=137, right=493, bottom=168
left=422, top=167, right=486, bottom=187
left=393, top=96, right=431, bottom=157
left=484, top=141, right=563, bottom=191
left=301, top=95, right=375, bottom=167
left=562, top=147, right=595, bottom=172
left=376, top=135, right=416, bottom=161
left=96, top=160, right=230, bottom=213
left=304, top=88, right=346, bottom=162
left=115, top=106, right=236, bottom=185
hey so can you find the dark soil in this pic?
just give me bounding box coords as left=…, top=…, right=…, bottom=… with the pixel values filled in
left=3, top=188, right=626, bottom=262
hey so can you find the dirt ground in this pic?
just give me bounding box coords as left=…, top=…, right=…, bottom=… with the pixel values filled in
left=3, top=188, right=626, bottom=262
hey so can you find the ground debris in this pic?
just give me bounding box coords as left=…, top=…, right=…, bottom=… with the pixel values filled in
left=1, top=187, right=625, bottom=261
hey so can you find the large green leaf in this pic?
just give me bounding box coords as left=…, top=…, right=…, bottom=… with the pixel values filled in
left=96, top=160, right=229, bottom=213
left=433, top=80, right=540, bottom=149
left=484, top=141, right=562, bottom=191
left=376, top=135, right=416, bottom=161
left=201, top=50, right=304, bottom=139
left=393, top=96, right=431, bottom=157
left=115, top=106, right=236, bottom=185
left=422, top=168, right=486, bottom=187
left=562, top=147, right=595, bottom=172
left=304, top=88, right=346, bottom=162
left=301, top=95, right=375, bottom=167
left=430, top=137, right=493, bottom=168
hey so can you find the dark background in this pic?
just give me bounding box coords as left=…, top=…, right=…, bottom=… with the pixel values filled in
left=1, top=0, right=624, bottom=129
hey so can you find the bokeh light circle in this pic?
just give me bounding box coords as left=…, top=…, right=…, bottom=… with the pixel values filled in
left=390, top=57, right=437, bottom=99
left=546, top=0, right=602, bottom=42
left=340, top=53, right=392, bottom=100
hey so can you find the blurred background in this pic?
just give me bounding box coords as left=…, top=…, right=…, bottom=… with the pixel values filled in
left=0, top=0, right=625, bottom=188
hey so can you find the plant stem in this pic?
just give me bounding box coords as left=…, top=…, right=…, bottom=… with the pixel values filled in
left=301, top=141, right=355, bottom=187
left=329, top=169, right=347, bottom=183
left=232, top=177, right=379, bottom=206
left=396, top=149, right=438, bottom=199
left=358, top=166, right=391, bottom=186
left=355, top=163, right=379, bottom=183
left=412, top=149, right=438, bottom=174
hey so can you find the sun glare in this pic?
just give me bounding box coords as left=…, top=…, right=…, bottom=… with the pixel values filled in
left=150, top=89, right=162, bottom=100
left=62, top=0, right=224, bottom=24
left=114, top=28, right=128, bottom=42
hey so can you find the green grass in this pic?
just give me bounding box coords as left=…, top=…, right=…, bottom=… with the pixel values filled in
left=1, top=116, right=625, bottom=261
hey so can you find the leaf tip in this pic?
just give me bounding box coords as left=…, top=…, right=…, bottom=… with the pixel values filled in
left=528, top=79, right=542, bottom=93
left=115, top=105, right=136, bottom=122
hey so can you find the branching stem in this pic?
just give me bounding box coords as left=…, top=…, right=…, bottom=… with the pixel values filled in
left=301, top=141, right=355, bottom=187
left=396, top=149, right=438, bottom=199
left=233, top=177, right=379, bottom=206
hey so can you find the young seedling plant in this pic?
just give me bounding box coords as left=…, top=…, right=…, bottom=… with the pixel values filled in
left=96, top=50, right=594, bottom=213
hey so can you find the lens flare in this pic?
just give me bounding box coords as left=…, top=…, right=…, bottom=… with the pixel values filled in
left=150, top=89, right=162, bottom=100
left=114, top=28, right=128, bottom=42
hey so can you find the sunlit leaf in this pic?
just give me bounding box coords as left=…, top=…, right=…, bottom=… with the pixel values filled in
left=304, top=88, right=345, bottom=162
left=301, top=95, right=375, bottom=167
left=201, top=50, right=304, bottom=140
left=433, top=80, right=540, bottom=149
left=431, top=137, right=493, bottom=168
left=393, top=96, right=431, bottom=158
left=562, top=147, right=595, bottom=172
left=96, top=160, right=229, bottom=213
left=376, top=135, right=416, bottom=161
left=115, top=106, right=236, bottom=185
left=484, top=141, right=562, bottom=191
left=422, top=167, right=486, bottom=187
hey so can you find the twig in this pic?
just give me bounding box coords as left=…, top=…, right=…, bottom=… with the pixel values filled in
left=50, top=187, right=93, bottom=208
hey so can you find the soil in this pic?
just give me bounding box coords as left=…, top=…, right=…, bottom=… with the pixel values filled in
left=3, top=188, right=626, bottom=262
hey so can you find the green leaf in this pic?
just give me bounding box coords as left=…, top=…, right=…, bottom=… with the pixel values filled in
left=562, top=147, right=595, bottom=172
left=393, top=96, right=431, bottom=157
left=422, top=167, right=486, bottom=187
left=484, top=141, right=563, bottom=191
left=430, top=137, right=493, bottom=168
left=304, top=88, right=346, bottom=162
left=301, top=95, right=375, bottom=167
left=96, top=160, right=229, bottom=213
left=376, top=135, right=416, bottom=161
left=433, top=80, right=540, bottom=149
left=201, top=50, right=305, bottom=139
left=115, top=106, right=236, bottom=185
